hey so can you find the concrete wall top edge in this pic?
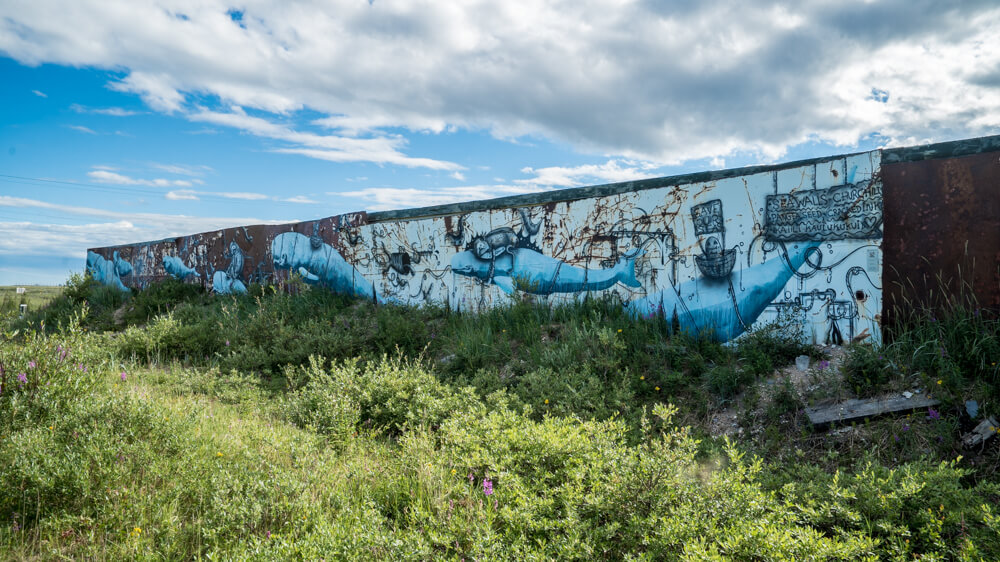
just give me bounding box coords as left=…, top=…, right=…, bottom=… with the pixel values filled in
left=89, top=134, right=1000, bottom=252
left=367, top=150, right=875, bottom=223
left=881, top=134, right=1000, bottom=164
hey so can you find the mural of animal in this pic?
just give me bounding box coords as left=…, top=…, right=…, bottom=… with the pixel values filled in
left=451, top=248, right=642, bottom=295
left=628, top=242, right=821, bottom=341
left=86, top=250, right=132, bottom=292
left=163, top=256, right=200, bottom=280
left=270, top=232, right=379, bottom=301
left=212, top=271, right=247, bottom=295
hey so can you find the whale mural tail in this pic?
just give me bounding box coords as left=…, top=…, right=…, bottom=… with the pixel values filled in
left=615, top=251, right=643, bottom=288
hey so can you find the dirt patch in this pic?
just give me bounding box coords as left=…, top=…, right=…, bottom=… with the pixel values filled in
left=706, top=345, right=849, bottom=438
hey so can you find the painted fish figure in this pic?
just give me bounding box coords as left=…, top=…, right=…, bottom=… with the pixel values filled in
left=451, top=248, right=642, bottom=295
left=270, top=232, right=378, bottom=301
left=628, top=242, right=821, bottom=341
left=86, top=250, right=132, bottom=292
left=163, top=256, right=200, bottom=280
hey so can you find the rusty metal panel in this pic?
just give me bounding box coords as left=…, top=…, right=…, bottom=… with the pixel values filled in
left=882, top=150, right=1000, bottom=319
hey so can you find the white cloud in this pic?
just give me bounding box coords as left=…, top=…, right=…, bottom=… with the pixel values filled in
left=188, top=108, right=463, bottom=170
left=0, top=195, right=288, bottom=258
left=67, top=125, right=97, bottom=134
left=450, top=171, right=466, bottom=181
left=339, top=183, right=544, bottom=211
left=31, top=89, right=46, bottom=98
left=149, top=163, right=213, bottom=177
left=109, top=72, right=185, bottom=113
left=165, top=188, right=311, bottom=203
left=87, top=169, right=192, bottom=187
left=338, top=158, right=673, bottom=211
left=70, top=103, right=140, bottom=116
left=165, top=189, right=199, bottom=200
left=516, top=160, right=660, bottom=188
left=1, top=1, right=999, bottom=164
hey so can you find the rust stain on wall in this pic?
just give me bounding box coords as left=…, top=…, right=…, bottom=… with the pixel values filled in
left=882, top=151, right=1000, bottom=321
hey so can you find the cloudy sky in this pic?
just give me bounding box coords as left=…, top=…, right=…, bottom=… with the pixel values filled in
left=2, top=0, right=999, bottom=284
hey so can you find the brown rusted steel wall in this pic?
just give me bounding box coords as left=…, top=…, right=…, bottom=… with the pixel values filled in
left=883, top=146, right=1000, bottom=323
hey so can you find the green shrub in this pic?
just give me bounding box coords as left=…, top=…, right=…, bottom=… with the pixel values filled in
left=120, top=277, right=208, bottom=325
left=842, top=344, right=895, bottom=396
left=284, top=355, right=476, bottom=439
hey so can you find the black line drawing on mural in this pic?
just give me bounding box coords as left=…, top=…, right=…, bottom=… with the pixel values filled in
left=469, top=208, right=542, bottom=261
left=336, top=214, right=362, bottom=246
left=444, top=214, right=469, bottom=247
left=691, top=199, right=737, bottom=279
left=764, top=179, right=883, bottom=242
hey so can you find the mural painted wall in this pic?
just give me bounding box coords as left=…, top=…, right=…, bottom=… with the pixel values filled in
left=88, top=151, right=884, bottom=344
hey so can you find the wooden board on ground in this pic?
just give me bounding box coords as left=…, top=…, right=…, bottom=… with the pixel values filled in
left=806, top=393, right=940, bottom=427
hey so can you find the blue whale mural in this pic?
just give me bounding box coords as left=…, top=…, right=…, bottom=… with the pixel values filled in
left=163, top=256, right=200, bottom=280
left=86, top=250, right=132, bottom=292
left=451, top=248, right=642, bottom=295
left=270, top=232, right=378, bottom=300
left=627, top=243, right=821, bottom=341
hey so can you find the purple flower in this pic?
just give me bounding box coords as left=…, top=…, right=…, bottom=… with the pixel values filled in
left=927, top=408, right=941, bottom=420
left=903, top=424, right=910, bottom=432
left=818, top=360, right=830, bottom=370
left=225, top=340, right=230, bottom=347
left=28, top=361, right=36, bottom=369
left=483, top=477, right=493, bottom=496
left=120, top=371, right=127, bottom=382
left=17, top=373, right=27, bottom=384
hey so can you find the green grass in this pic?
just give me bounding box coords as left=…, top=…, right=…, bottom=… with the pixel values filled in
left=0, top=285, right=63, bottom=315
left=1, top=276, right=998, bottom=559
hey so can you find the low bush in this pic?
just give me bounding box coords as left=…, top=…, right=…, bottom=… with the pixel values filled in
left=283, top=355, right=477, bottom=440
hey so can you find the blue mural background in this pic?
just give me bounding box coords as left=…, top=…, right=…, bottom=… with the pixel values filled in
left=87, top=151, right=883, bottom=344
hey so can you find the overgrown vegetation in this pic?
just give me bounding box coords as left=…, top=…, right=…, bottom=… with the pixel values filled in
left=1, top=275, right=998, bottom=559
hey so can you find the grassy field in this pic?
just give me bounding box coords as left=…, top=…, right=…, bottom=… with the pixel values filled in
left=1, top=274, right=998, bottom=559
left=0, top=285, right=63, bottom=315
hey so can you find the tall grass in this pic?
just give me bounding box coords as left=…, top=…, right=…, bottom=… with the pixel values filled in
left=1, top=277, right=999, bottom=558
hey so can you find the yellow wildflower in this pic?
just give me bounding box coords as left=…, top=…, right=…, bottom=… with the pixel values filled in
left=544, top=399, right=549, bottom=404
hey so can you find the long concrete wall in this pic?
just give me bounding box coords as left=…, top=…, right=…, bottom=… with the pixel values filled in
left=88, top=144, right=899, bottom=344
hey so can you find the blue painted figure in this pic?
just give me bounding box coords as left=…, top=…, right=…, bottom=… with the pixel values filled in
left=451, top=248, right=642, bottom=295
left=212, top=271, right=247, bottom=295
left=163, top=255, right=200, bottom=280
left=270, top=232, right=378, bottom=300
left=86, top=250, right=132, bottom=292
left=628, top=243, right=821, bottom=341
